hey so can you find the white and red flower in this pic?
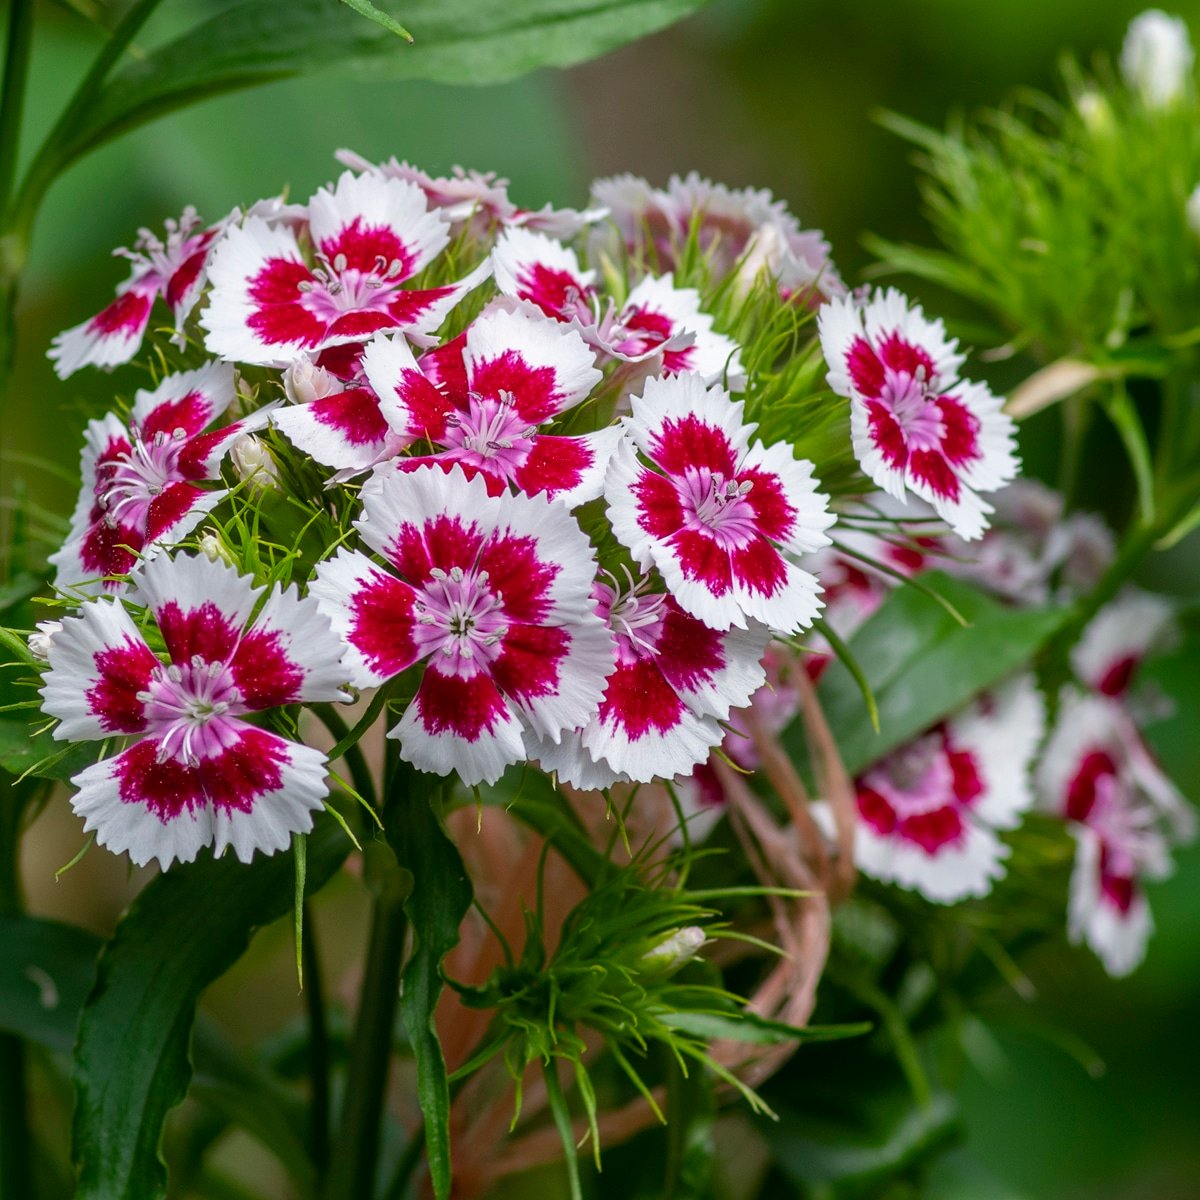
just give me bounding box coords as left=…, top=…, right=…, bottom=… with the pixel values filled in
left=605, top=373, right=833, bottom=633
left=51, top=362, right=270, bottom=594
left=848, top=675, right=1045, bottom=902
left=1071, top=589, right=1175, bottom=699
left=310, top=464, right=615, bottom=785
left=493, top=229, right=743, bottom=386
left=201, top=171, right=489, bottom=366
left=336, top=150, right=603, bottom=240
left=1039, top=692, right=1194, bottom=975
left=50, top=207, right=231, bottom=378
left=343, top=307, right=618, bottom=503
left=531, top=570, right=768, bottom=787
left=818, top=288, right=1018, bottom=540
left=39, top=553, right=349, bottom=869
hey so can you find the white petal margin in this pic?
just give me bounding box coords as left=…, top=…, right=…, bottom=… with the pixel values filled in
left=855, top=816, right=1010, bottom=904
left=947, top=674, right=1045, bottom=831
left=1071, top=588, right=1176, bottom=692
left=527, top=728, right=629, bottom=791
left=583, top=693, right=725, bottom=784
left=68, top=752, right=213, bottom=871
left=492, top=227, right=596, bottom=300
left=360, top=332, right=429, bottom=431
left=391, top=667, right=526, bottom=787
left=739, top=437, right=836, bottom=556
left=859, top=287, right=965, bottom=388
left=623, top=372, right=755, bottom=466
left=40, top=598, right=150, bottom=741
left=465, top=303, right=602, bottom=416
left=201, top=216, right=311, bottom=366
left=950, top=379, right=1020, bottom=496
left=131, top=360, right=238, bottom=432
left=603, top=436, right=656, bottom=573
left=60, top=411, right=130, bottom=544
left=1068, top=824, right=1153, bottom=978
left=904, top=460, right=995, bottom=544
left=49, top=281, right=155, bottom=378
left=309, top=170, right=450, bottom=278
left=537, top=425, right=624, bottom=510
left=310, top=548, right=413, bottom=688
left=848, top=392, right=910, bottom=506
left=674, top=621, right=771, bottom=721
left=210, top=737, right=329, bottom=863
left=131, top=552, right=261, bottom=635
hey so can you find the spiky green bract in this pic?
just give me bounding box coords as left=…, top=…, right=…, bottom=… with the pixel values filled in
left=452, top=849, right=795, bottom=1191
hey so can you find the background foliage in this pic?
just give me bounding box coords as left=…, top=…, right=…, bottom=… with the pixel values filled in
left=4, top=1, right=1200, bottom=1196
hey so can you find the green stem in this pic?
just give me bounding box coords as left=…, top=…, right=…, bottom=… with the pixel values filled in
left=0, top=779, right=33, bottom=1198
left=302, top=904, right=331, bottom=1182
left=311, top=703, right=377, bottom=811
left=0, top=0, right=35, bottom=221
left=380, top=1121, right=426, bottom=1200
left=542, top=1059, right=583, bottom=1200
left=324, top=888, right=408, bottom=1200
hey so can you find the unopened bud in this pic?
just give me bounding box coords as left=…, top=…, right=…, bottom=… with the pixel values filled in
left=1186, top=184, right=1200, bottom=237
left=28, top=620, right=62, bottom=662
left=198, top=529, right=234, bottom=565
left=1121, top=10, right=1194, bottom=108
left=284, top=355, right=342, bottom=405
left=1075, top=88, right=1114, bottom=135
left=230, top=433, right=279, bottom=489
left=640, top=926, right=706, bottom=973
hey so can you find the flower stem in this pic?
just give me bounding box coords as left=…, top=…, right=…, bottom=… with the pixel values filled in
left=0, top=0, right=35, bottom=222
left=324, top=882, right=408, bottom=1200
left=302, top=904, right=331, bottom=1182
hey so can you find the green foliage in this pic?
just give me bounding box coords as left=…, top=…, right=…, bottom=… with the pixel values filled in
left=790, top=572, right=1065, bottom=776
left=389, top=774, right=474, bottom=1200
left=70, top=815, right=350, bottom=1200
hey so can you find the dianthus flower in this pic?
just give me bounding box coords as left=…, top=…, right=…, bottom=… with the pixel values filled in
left=51, top=362, right=270, bottom=593
left=848, top=676, right=1045, bottom=902
left=308, top=305, right=618, bottom=502
left=492, top=228, right=743, bottom=385
left=530, top=570, right=768, bottom=787
left=1071, top=589, right=1175, bottom=699
left=311, top=464, right=615, bottom=785
left=201, top=170, right=489, bottom=366
left=39, top=554, right=349, bottom=869
left=605, top=373, right=833, bottom=633
left=818, top=288, right=1018, bottom=539
left=50, top=207, right=232, bottom=378
left=1038, top=691, right=1194, bottom=975
left=336, top=149, right=602, bottom=239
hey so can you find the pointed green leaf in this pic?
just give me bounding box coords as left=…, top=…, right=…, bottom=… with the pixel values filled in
left=71, top=814, right=351, bottom=1200
left=389, top=774, right=473, bottom=1200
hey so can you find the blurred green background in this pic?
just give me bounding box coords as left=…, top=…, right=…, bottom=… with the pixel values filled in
left=5, top=1, right=1200, bottom=1197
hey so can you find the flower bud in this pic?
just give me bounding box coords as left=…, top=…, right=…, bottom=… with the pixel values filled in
left=734, top=221, right=788, bottom=298
left=198, top=529, right=235, bottom=565
left=1075, top=88, right=1114, bottom=136
left=230, top=433, right=279, bottom=489
left=1121, top=10, right=1194, bottom=108
left=1186, top=184, right=1200, bottom=237
left=28, top=620, right=62, bottom=662
left=640, top=926, right=706, bottom=973
left=284, top=354, right=341, bottom=405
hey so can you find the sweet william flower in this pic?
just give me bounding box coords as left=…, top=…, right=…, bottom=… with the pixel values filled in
left=50, top=362, right=272, bottom=594
left=49, top=207, right=231, bottom=378
left=310, top=464, right=615, bottom=786
left=39, top=553, right=350, bottom=870
left=201, top=170, right=490, bottom=367
left=845, top=676, right=1045, bottom=902
left=605, top=372, right=834, bottom=633
left=1038, top=691, right=1194, bottom=975
left=329, top=306, right=620, bottom=505
left=818, top=288, right=1018, bottom=540
left=530, top=570, right=768, bottom=788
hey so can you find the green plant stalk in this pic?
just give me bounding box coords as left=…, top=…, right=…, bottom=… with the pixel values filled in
left=302, top=904, right=331, bottom=1183
left=324, top=884, right=408, bottom=1200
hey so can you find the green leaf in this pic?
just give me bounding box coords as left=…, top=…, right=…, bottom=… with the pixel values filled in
left=338, top=0, right=413, bottom=41
left=661, top=1010, right=871, bottom=1047
left=71, top=814, right=351, bottom=1200
left=389, top=774, right=473, bottom=1200
left=0, top=916, right=101, bottom=1051
left=792, top=573, right=1064, bottom=777
left=52, top=0, right=712, bottom=168
left=0, top=717, right=102, bottom=783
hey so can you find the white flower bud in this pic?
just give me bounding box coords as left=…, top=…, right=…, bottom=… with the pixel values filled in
left=230, top=433, right=279, bottom=489
left=1075, top=88, right=1114, bottom=135
left=640, top=926, right=706, bottom=973
left=28, top=620, right=63, bottom=662
left=734, top=221, right=789, bottom=298
left=284, top=354, right=342, bottom=405
left=198, top=530, right=234, bottom=565
left=1121, top=10, right=1194, bottom=107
